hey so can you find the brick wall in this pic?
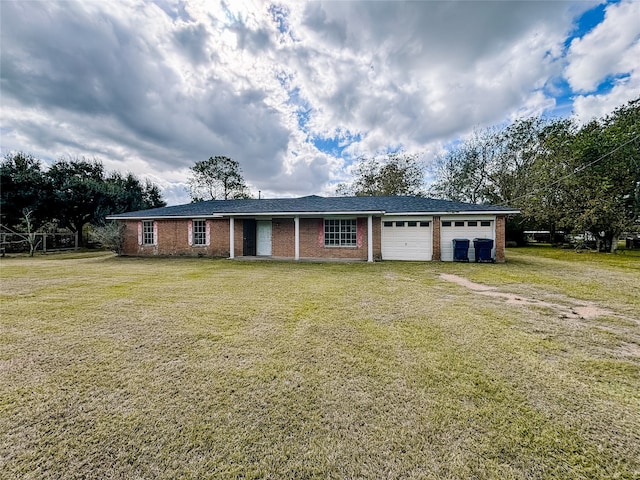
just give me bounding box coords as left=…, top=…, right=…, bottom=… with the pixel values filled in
left=120, top=216, right=382, bottom=260
left=495, top=215, right=506, bottom=263
left=272, top=219, right=295, bottom=257
left=298, top=217, right=381, bottom=260
left=234, top=219, right=243, bottom=257
left=120, top=219, right=231, bottom=257
left=432, top=216, right=441, bottom=261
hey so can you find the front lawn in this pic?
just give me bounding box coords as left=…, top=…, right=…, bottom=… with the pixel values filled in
left=1, top=249, right=638, bottom=479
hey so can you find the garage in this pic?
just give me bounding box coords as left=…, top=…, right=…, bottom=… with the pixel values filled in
left=440, top=217, right=495, bottom=261
left=381, top=216, right=432, bottom=260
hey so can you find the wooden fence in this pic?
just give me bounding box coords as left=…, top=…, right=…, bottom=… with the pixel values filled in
left=0, top=232, right=78, bottom=254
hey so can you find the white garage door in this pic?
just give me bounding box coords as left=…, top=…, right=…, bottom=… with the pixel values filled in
left=381, top=217, right=432, bottom=260
left=440, top=217, right=495, bottom=261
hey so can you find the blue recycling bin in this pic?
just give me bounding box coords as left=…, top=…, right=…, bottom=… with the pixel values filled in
left=452, top=238, right=470, bottom=262
left=473, top=238, right=494, bottom=263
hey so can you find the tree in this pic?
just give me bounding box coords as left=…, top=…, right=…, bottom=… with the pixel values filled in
left=509, top=118, right=575, bottom=243
left=567, top=99, right=640, bottom=252
left=429, top=128, right=501, bottom=204
left=141, top=179, right=166, bottom=210
left=47, top=158, right=113, bottom=246
left=0, top=152, right=52, bottom=230
left=188, top=156, right=250, bottom=201
left=335, top=152, right=425, bottom=197
left=1, top=152, right=166, bottom=248
left=97, top=172, right=166, bottom=223
left=89, top=221, right=126, bottom=254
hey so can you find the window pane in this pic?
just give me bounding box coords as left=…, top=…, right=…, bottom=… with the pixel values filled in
left=468, top=221, right=477, bottom=227
left=343, top=219, right=356, bottom=245
left=442, top=221, right=451, bottom=227
left=481, top=221, right=491, bottom=227
left=455, top=221, right=465, bottom=227
left=193, top=220, right=206, bottom=245
left=143, top=221, right=154, bottom=245
left=396, top=221, right=405, bottom=227
left=419, top=221, right=430, bottom=227
left=407, top=221, right=417, bottom=227
left=324, top=219, right=356, bottom=246
left=383, top=221, right=393, bottom=227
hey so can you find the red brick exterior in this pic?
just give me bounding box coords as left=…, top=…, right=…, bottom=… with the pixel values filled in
left=298, top=217, right=381, bottom=260
left=120, top=214, right=506, bottom=262
left=121, top=219, right=232, bottom=257
left=119, top=216, right=382, bottom=260
left=495, top=215, right=506, bottom=263
left=272, top=219, right=295, bottom=257
left=233, top=219, right=243, bottom=257
left=432, top=216, right=441, bottom=261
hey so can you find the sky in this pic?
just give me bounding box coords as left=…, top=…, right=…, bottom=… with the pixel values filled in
left=1, top=0, right=639, bottom=206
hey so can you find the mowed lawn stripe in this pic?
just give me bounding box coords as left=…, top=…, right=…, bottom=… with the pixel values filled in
left=1, top=250, right=638, bottom=479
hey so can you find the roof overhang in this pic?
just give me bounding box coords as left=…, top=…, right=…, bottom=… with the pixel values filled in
left=439, top=210, right=520, bottom=215
left=106, top=210, right=387, bottom=220
left=106, top=209, right=520, bottom=221
left=384, top=210, right=520, bottom=216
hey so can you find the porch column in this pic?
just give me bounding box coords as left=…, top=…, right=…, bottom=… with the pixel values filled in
left=294, top=216, right=300, bottom=260
left=229, top=217, right=235, bottom=259
left=367, top=215, right=373, bottom=263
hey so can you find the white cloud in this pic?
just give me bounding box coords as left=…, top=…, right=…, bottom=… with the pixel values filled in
left=0, top=0, right=631, bottom=205
left=565, top=0, right=640, bottom=93
left=573, top=70, right=640, bottom=122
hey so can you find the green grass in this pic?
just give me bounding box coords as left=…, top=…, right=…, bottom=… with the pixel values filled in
left=1, top=248, right=639, bottom=479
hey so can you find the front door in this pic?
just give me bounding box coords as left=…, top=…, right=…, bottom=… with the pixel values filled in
left=243, top=219, right=256, bottom=256
left=256, top=220, right=272, bottom=256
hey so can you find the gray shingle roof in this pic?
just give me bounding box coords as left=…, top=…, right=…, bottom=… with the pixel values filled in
left=107, top=195, right=518, bottom=219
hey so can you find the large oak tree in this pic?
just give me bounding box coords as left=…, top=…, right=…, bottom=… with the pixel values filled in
left=188, top=156, right=250, bottom=201
left=335, top=152, right=425, bottom=197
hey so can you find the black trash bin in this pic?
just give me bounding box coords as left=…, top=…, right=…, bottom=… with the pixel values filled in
left=452, top=238, right=470, bottom=262
left=473, top=238, right=494, bottom=263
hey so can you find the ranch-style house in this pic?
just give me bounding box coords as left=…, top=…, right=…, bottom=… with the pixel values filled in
left=107, top=195, right=519, bottom=262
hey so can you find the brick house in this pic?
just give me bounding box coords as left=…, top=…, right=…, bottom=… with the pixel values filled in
left=107, top=195, right=518, bottom=262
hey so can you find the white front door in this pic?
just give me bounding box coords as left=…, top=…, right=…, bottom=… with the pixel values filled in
left=256, top=221, right=272, bottom=256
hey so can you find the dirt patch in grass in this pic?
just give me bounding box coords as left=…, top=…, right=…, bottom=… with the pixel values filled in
left=439, top=273, right=626, bottom=321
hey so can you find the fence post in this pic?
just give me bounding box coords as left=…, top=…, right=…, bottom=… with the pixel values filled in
left=43, top=233, right=47, bottom=253
left=75, top=231, right=79, bottom=250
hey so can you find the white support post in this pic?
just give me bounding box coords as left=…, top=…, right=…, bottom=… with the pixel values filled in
left=229, top=217, right=235, bottom=259
left=294, top=216, right=300, bottom=260
left=367, top=215, right=373, bottom=263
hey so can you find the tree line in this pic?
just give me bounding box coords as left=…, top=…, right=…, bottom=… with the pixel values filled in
left=428, top=97, right=639, bottom=251
left=0, top=154, right=166, bottom=247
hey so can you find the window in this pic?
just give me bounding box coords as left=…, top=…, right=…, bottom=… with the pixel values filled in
left=142, top=220, right=154, bottom=245
left=420, top=221, right=430, bottom=227
left=193, top=220, right=206, bottom=245
left=383, top=221, right=393, bottom=227
left=407, top=221, right=417, bottom=227
left=481, top=221, right=491, bottom=227
left=442, top=221, right=452, bottom=227
left=468, top=221, right=478, bottom=227
left=454, top=221, right=465, bottom=227
left=325, top=219, right=357, bottom=246
left=396, top=221, right=405, bottom=227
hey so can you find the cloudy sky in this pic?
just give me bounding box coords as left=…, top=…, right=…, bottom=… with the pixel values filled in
left=1, top=0, right=639, bottom=205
